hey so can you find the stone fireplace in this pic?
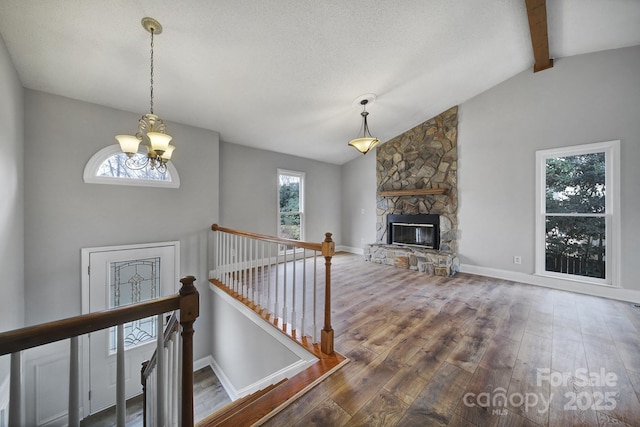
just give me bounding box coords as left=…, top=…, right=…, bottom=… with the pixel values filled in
left=364, top=106, right=459, bottom=276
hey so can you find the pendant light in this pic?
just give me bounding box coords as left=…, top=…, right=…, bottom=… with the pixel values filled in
left=116, top=17, right=174, bottom=173
left=348, top=98, right=380, bottom=154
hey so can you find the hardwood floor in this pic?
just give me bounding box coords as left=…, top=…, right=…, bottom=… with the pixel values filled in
left=262, top=253, right=640, bottom=426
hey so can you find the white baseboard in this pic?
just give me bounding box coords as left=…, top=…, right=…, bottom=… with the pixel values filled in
left=336, top=245, right=363, bottom=255
left=460, top=264, right=640, bottom=304
left=194, top=355, right=215, bottom=372
left=209, top=357, right=241, bottom=401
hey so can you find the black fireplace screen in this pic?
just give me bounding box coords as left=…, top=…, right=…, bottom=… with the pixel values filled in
left=387, top=214, right=440, bottom=250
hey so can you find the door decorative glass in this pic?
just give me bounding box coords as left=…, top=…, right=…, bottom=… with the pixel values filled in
left=108, top=257, right=160, bottom=352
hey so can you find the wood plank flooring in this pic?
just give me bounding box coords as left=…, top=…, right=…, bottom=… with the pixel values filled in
left=261, top=253, right=640, bottom=426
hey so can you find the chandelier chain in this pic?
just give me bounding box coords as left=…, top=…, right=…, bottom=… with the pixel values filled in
left=149, top=29, right=154, bottom=114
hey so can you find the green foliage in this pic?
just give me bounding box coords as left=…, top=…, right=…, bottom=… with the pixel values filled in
left=545, top=153, right=605, bottom=214
left=279, top=181, right=300, bottom=212
left=279, top=175, right=301, bottom=239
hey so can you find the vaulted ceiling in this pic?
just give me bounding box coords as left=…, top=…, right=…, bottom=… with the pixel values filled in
left=0, top=1, right=639, bottom=164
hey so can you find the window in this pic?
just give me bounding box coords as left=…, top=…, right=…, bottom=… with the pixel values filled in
left=535, top=140, right=620, bottom=286
left=277, top=169, right=305, bottom=240
left=83, top=144, right=180, bottom=188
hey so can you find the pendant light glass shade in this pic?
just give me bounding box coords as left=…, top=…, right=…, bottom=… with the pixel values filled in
left=348, top=136, right=380, bottom=154
left=116, top=134, right=142, bottom=156
left=147, top=132, right=172, bottom=154
left=161, top=145, right=176, bottom=161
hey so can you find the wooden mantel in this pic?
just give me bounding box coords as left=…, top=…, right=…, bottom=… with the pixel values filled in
left=377, top=188, right=447, bottom=197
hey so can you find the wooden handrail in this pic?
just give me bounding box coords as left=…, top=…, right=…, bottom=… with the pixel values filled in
left=1, top=275, right=199, bottom=427
left=212, top=224, right=329, bottom=253
left=0, top=295, right=180, bottom=356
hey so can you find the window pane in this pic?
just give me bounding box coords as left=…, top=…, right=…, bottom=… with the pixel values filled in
left=545, top=216, right=605, bottom=279
left=545, top=153, right=605, bottom=214
left=98, top=152, right=172, bottom=181
left=280, top=213, right=301, bottom=240
left=279, top=175, right=300, bottom=212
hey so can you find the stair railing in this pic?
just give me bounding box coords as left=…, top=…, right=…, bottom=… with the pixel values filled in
left=0, top=275, right=199, bottom=427
left=141, top=312, right=181, bottom=427
left=211, top=224, right=334, bottom=355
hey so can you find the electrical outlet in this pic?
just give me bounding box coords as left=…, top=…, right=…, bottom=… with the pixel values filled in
left=361, top=208, right=365, bottom=215
left=513, top=256, right=522, bottom=265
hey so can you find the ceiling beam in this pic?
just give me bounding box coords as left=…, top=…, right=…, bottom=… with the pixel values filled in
left=525, top=0, right=554, bottom=72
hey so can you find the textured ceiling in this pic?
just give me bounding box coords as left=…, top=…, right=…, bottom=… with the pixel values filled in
left=1, top=0, right=639, bottom=164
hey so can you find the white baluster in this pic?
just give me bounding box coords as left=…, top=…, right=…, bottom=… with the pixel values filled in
left=69, top=337, right=80, bottom=427
left=267, top=243, right=272, bottom=312
left=292, top=248, right=297, bottom=334
left=116, top=324, right=125, bottom=427
left=301, top=249, right=307, bottom=339
left=249, top=237, right=253, bottom=302
left=313, top=252, right=318, bottom=342
left=224, top=234, right=233, bottom=288
left=156, top=314, right=165, bottom=427
left=168, top=332, right=173, bottom=427
left=259, top=240, right=263, bottom=303
left=215, top=229, right=220, bottom=280
left=274, top=244, right=280, bottom=317
left=172, top=332, right=180, bottom=426
left=282, top=244, right=288, bottom=325
left=233, top=234, right=238, bottom=293
left=177, top=332, right=183, bottom=425
left=9, top=352, right=22, bottom=427
left=241, top=236, right=245, bottom=298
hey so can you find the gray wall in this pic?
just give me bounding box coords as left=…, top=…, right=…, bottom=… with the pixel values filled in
left=0, top=33, right=24, bottom=379
left=458, top=45, right=640, bottom=290
left=340, top=152, right=377, bottom=251
left=219, top=141, right=342, bottom=245
left=211, top=290, right=300, bottom=393
left=23, top=90, right=220, bottom=359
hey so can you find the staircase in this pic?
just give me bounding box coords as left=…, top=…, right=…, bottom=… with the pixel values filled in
left=203, top=225, right=348, bottom=426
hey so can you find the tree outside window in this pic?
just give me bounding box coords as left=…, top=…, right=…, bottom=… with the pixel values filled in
left=545, top=153, right=605, bottom=278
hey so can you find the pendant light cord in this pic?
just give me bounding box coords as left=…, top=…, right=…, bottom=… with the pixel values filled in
left=149, top=29, right=155, bottom=115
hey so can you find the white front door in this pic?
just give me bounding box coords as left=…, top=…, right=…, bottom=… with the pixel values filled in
left=81, top=242, right=179, bottom=415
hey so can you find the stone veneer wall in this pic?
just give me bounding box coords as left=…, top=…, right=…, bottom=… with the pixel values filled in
left=364, top=106, right=459, bottom=276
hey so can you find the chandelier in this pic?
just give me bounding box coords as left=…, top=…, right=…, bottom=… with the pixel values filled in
left=116, top=17, right=174, bottom=173
left=348, top=97, right=380, bottom=155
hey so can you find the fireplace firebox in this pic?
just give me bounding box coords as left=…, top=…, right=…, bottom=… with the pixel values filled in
left=387, top=214, right=440, bottom=250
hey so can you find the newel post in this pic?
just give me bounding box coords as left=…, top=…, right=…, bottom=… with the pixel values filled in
left=321, top=232, right=335, bottom=355
left=179, top=275, right=199, bottom=427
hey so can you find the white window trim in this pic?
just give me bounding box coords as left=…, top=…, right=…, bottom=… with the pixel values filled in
left=535, top=140, right=620, bottom=287
left=277, top=168, right=305, bottom=241
left=83, top=144, right=180, bottom=188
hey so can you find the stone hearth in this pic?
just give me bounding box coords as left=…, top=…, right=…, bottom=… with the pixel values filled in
left=366, top=106, right=459, bottom=276
left=364, top=244, right=459, bottom=276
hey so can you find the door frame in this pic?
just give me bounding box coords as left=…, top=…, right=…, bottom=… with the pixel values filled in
left=80, top=240, right=180, bottom=417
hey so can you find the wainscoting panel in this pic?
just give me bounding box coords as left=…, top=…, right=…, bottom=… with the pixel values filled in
left=24, top=341, right=70, bottom=427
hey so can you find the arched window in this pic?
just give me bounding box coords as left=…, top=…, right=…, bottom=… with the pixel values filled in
left=83, top=145, right=180, bottom=188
